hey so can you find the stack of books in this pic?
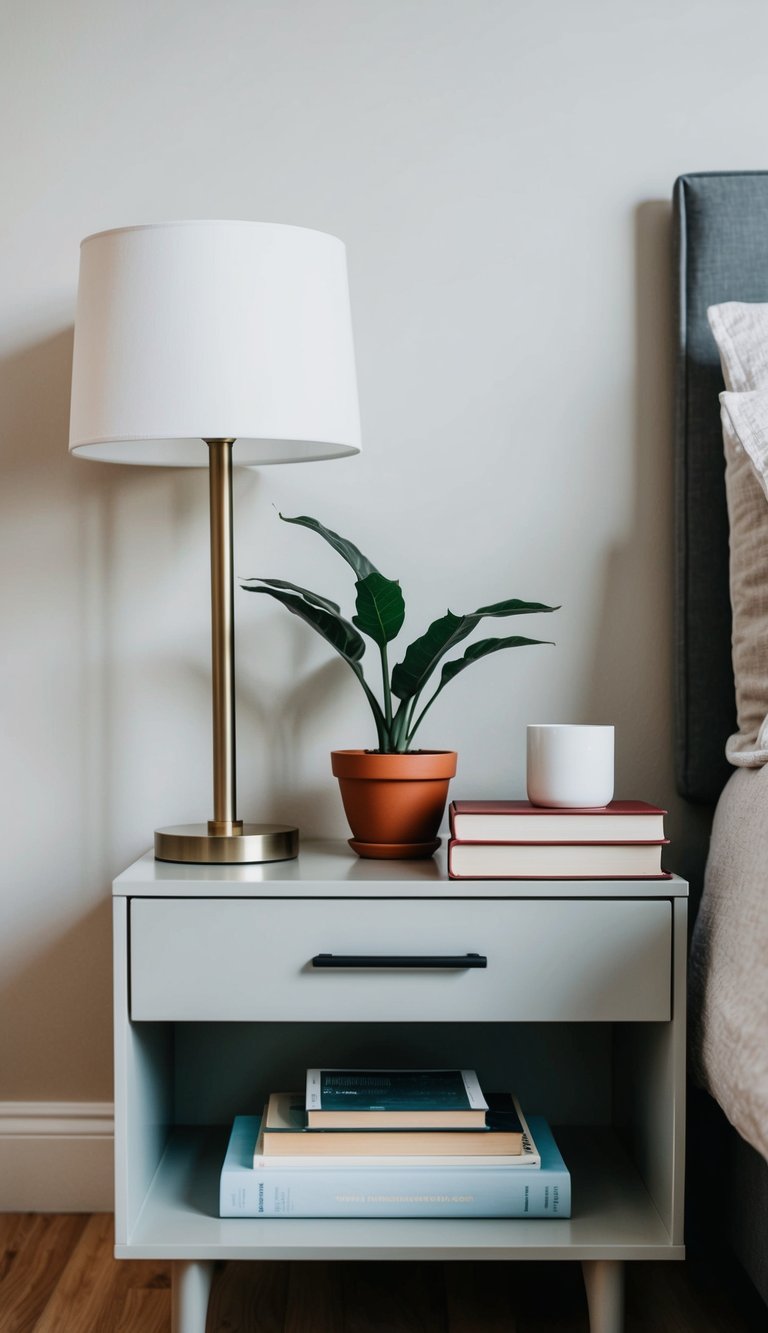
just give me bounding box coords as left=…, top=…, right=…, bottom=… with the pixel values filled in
left=447, top=799, right=671, bottom=879
left=220, top=1067, right=570, bottom=1218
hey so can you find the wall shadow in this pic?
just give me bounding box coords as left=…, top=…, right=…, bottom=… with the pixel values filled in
left=0, top=329, right=208, bottom=1098
left=0, top=327, right=355, bottom=1097
left=0, top=330, right=117, bottom=1097
left=581, top=201, right=712, bottom=899
left=0, top=899, right=113, bottom=1100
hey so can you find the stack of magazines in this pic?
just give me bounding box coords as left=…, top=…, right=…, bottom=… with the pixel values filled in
left=220, top=1068, right=570, bottom=1217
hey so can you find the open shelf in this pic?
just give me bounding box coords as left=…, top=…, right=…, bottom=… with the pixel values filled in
left=120, top=1124, right=680, bottom=1263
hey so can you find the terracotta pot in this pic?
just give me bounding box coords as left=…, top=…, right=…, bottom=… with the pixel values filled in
left=331, top=749, right=458, bottom=859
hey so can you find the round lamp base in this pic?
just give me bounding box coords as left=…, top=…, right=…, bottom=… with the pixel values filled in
left=154, top=823, right=299, bottom=865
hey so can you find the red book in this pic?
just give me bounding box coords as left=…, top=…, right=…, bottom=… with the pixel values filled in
left=449, top=800, right=666, bottom=844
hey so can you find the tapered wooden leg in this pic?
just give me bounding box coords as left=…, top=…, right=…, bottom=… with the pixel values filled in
left=581, top=1260, right=624, bottom=1333
left=172, top=1260, right=214, bottom=1333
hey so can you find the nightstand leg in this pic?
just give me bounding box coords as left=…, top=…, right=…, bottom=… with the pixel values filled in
left=172, top=1260, right=214, bottom=1333
left=581, top=1260, right=624, bottom=1333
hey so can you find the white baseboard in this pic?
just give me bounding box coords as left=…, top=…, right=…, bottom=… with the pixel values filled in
left=0, top=1102, right=114, bottom=1212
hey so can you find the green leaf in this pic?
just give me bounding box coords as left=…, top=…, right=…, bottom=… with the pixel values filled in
left=279, top=513, right=380, bottom=580
left=391, top=611, right=476, bottom=701
left=241, top=577, right=341, bottom=615
left=473, top=597, right=560, bottom=617
left=391, top=597, right=559, bottom=702
left=242, top=574, right=389, bottom=749
left=438, top=634, right=553, bottom=689
left=405, top=635, right=554, bottom=747
left=353, top=572, right=406, bottom=646
left=241, top=584, right=366, bottom=664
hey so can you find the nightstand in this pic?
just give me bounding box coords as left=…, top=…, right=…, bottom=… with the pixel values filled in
left=113, top=841, right=687, bottom=1333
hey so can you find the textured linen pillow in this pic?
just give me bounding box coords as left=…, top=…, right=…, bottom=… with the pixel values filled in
left=709, top=301, right=768, bottom=391
left=708, top=302, right=768, bottom=765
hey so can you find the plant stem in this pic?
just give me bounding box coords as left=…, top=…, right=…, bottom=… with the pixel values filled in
left=389, top=700, right=411, bottom=752
left=352, top=662, right=388, bottom=750
left=404, top=697, right=418, bottom=747
left=406, top=688, right=440, bottom=748
left=380, top=643, right=392, bottom=732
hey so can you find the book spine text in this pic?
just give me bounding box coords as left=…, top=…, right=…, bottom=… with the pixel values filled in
left=220, top=1167, right=570, bottom=1218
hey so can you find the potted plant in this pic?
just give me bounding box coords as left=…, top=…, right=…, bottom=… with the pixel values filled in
left=242, top=514, right=557, bottom=858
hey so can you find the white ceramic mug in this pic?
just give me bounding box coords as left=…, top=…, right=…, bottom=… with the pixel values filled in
left=526, top=724, right=614, bottom=808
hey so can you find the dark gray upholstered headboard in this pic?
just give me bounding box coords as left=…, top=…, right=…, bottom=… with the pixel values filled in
left=674, top=172, right=768, bottom=803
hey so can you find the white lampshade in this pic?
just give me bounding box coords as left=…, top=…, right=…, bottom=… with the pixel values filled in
left=69, top=220, right=361, bottom=466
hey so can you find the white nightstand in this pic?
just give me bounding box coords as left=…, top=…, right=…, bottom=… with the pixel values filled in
left=112, top=841, right=687, bottom=1333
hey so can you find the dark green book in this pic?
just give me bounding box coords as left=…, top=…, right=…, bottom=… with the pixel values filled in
left=484, top=1091, right=526, bottom=1133
left=305, top=1069, right=488, bottom=1127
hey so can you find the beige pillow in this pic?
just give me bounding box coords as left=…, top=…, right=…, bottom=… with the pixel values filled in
left=707, top=303, right=768, bottom=765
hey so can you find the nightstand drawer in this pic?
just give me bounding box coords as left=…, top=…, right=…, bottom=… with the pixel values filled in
left=129, top=897, right=671, bottom=1022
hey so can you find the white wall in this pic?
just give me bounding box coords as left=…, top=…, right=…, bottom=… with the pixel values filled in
left=0, top=0, right=758, bottom=1107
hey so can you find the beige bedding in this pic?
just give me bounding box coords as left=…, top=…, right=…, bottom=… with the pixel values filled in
left=690, top=765, right=768, bottom=1161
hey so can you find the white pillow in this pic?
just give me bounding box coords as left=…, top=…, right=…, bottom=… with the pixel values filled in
left=707, top=303, right=768, bottom=765
left=720, top=389, right=768, bottom=488
left=709, top=302, right=768, bottom=392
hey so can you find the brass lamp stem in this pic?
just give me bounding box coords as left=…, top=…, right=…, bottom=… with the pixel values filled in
left=153, top=439, right=298, bottom=864
left=206, top=439, right=243, bottom=836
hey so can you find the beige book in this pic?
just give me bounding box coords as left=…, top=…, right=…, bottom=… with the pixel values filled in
left=260, top=1092, right=525, bottom=1158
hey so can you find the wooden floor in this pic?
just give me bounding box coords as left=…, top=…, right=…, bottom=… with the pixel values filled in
left=1, top=1214, right=767, bottom=1332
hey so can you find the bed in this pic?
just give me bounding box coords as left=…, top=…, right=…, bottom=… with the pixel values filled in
left=674, top=170, right=768, bottom=1306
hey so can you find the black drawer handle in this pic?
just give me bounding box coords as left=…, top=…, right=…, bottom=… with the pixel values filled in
left=311, top=952, right=487, bottom=969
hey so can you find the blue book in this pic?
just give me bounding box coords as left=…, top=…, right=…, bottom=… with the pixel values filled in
left=219, top=1114, right=571, bottom=1218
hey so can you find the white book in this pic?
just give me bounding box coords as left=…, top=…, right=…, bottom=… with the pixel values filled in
left=449, top=840, right=669, bottom=879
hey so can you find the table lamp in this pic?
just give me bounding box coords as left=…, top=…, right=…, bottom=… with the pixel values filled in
left=69, top=220, right=361, bottom=864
